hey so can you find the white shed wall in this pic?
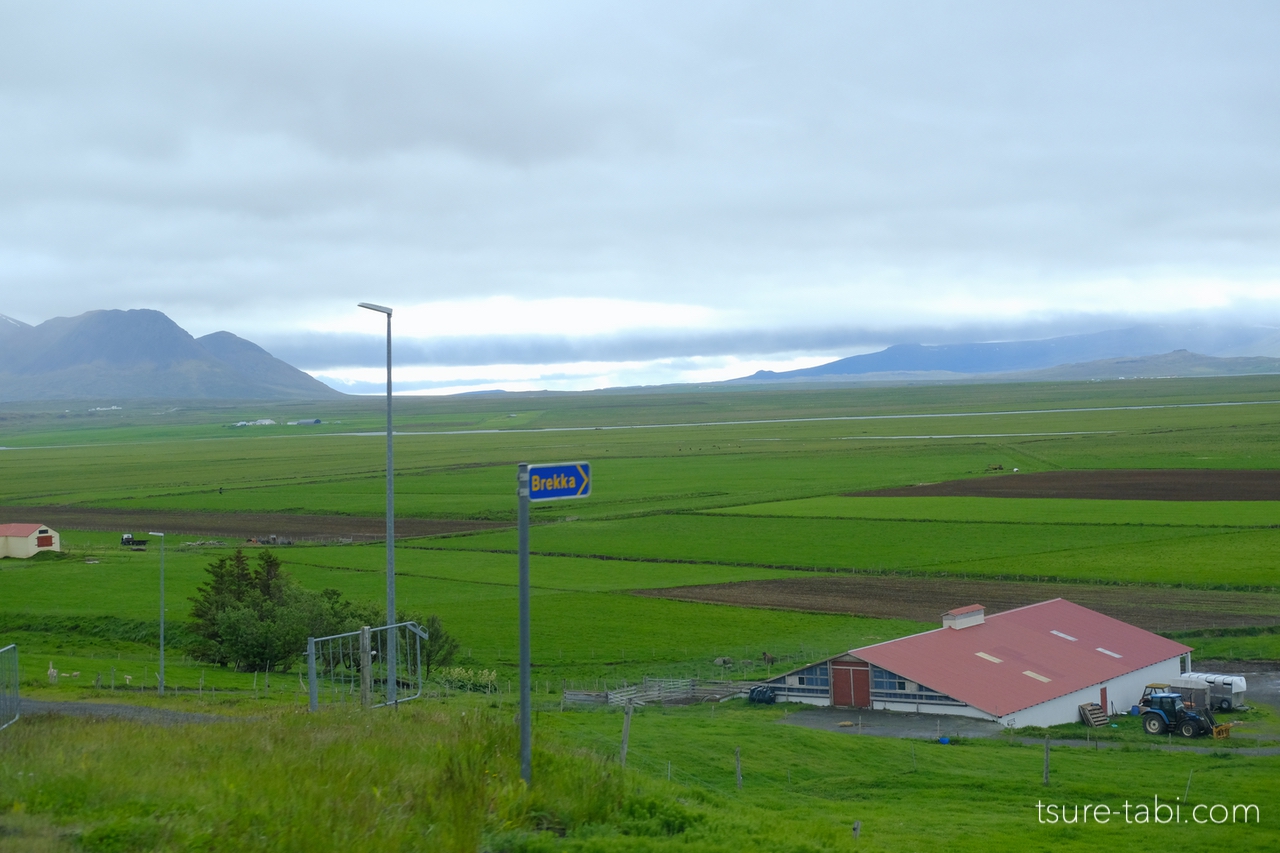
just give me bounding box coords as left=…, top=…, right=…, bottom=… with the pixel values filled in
left=0, top=529, right=60, bottom=559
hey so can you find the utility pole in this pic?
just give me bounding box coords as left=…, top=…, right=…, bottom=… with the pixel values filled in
left=148, top=532, right=166, bottom=696
left=358, top=302, right=395, bottom=704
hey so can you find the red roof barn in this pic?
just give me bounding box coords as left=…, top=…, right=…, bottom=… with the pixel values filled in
left=765, top=599, right=1193, bottom=728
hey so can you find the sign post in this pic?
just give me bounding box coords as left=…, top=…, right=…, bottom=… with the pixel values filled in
left=518, top=461, right=591, bottom=785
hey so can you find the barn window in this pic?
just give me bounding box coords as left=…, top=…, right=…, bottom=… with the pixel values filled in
left=872, top=667, right=908, bottom=691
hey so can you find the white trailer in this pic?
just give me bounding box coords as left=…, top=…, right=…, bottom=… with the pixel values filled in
left=1169, top=672, right=1247, bottom=711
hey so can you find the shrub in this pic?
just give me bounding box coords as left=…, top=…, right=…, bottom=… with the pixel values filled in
left=187, top=549, right=380, bottom=672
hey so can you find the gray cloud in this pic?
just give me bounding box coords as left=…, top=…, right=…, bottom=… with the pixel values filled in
left=2, top=2, right=1279, bottom=361
left=260, top=311, right=1280, bottom=371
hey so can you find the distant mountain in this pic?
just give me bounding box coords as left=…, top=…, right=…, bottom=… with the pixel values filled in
left=0, top=314, right=30, bottom=337
left=0, top=309, right=342, bottom=401
left=738, top=325, right=1280, bottom=383
left=1005, top=350, right=1280, bottom=382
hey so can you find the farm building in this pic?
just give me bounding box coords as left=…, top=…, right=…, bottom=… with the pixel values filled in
left=0, top=523, right=60, bottom=558
left=762, top=599, right=1193, bottom=728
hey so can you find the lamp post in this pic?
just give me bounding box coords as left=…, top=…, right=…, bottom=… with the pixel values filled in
left=148, top=531, right=165, bottom=696
left=358, top=302, right=396, bottom=703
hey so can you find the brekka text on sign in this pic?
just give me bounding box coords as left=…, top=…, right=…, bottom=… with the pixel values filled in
left=527, top=463, right=591, bottom=501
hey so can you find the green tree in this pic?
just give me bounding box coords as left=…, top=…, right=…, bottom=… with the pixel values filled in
left=187, top=549, right=379, bottom=672
left=417, top=613, right=460, bottom=680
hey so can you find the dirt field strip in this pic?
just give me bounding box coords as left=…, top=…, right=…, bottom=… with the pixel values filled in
left=18, top=699, right=231, bottom=725
left=854, top=469, right=1280, bottom=501
left=0, top=505, right=507, bottom=541
left=635, top=575, right=1280, bottom=633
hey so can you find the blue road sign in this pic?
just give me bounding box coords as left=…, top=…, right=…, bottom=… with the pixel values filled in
left=527, top=462, right=590, bottom=501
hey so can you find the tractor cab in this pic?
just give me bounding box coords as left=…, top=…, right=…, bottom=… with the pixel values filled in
left=1148, top=693, right=1183, bottom=718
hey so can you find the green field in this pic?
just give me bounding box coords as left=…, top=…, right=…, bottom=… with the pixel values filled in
left=4, top=377, right=1280, bottom=849
left=719, top=495, right=1280, bottom=527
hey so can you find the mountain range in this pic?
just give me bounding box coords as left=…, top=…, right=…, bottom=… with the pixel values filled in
left=3, top=309, right=1279, bottom=401
left=0, top=309, right=341, bottom=401
left=736, top=325, right=1280, bottom=384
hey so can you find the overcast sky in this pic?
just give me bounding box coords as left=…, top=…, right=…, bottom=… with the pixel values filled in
left=3, top=2, right=1279, bottom=393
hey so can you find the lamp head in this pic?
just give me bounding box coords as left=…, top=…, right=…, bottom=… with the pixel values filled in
left=148, top=531, right=164, bottom=537
left=358, top=302, right=393, bottom=316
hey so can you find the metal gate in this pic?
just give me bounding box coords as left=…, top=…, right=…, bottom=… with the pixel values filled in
left=0, top=644, right=18, bottom=732
left=306, top=622, right=429, bottom=712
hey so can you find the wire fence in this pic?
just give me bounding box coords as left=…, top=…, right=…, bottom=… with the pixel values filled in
left=307, top=621, right=429, bottom=712
left=1, top=644, right=18, bottom=732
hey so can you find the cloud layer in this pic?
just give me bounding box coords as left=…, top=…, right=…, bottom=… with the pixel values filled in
left=3, top=2, right=1279, bottom=390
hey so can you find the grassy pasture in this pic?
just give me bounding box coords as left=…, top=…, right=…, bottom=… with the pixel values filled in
left=5, top=378, right=1280, bottom=849
left=5, top=377, right=1280, bottom=523
left=435, top=514, right=1280, bottom=588
left=548, top=702, right=1280, bottom=849
left=2, top=698, right=1276, bottom=851
left=4, top=373, right=1280, bottom=442
left=718, top=495, right=1280, bottom=527
left=4, top=541, right=919, bottom=695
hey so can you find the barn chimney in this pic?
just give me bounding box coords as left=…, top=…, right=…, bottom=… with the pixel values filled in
left=943, top=604, right=985, bottom=629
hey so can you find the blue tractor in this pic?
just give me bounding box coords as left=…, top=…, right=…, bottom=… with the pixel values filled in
left=1141, top=692, right=1224, bottom=738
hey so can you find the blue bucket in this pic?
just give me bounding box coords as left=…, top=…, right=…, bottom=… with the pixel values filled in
left=938, top=736, right=950, bottom=744
left=1130, top=705, right=1140, bottom=716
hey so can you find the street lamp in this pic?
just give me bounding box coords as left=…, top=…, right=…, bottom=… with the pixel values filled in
left=358, top=302, right=396, bottom=703
left=148, top=531, right=166, bottom=696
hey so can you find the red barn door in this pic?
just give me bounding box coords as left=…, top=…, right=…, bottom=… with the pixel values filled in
left=853, top=668, right=871, bottom=708
left=832, top=665, right=853, bottom=706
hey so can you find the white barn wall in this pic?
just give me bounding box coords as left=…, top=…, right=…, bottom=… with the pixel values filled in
left=875, top=701, right=995, bottom=720
left=776, top=693, right=831, bottom=707
left=996, top=658, right=1184, bottom=728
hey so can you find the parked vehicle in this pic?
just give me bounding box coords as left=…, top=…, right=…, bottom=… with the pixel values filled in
left=120, top=533, right=148, bottom=547
left=1141, top=692, right=1229, bottom=739
left=1169, top=672, right=1247, bottom=711
left=1140, top=673, right=1247, bottom=713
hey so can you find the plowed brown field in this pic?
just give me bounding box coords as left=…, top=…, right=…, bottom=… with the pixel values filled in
left=635, top=575, right=1280, bottom=632
left=853, top=469, right=1280, bottom=501
left=0, top=505, right=505, bottom=541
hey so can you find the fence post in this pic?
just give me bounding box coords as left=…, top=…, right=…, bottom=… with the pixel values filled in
left=307, top=637, right=318, bottom=713
left=360, top=626, right=372, bottom=710
left=0, top=645, right=18, bottom=732
left=736, top=746, right=742, bottom=790
left=620, top=699, right=633, bottom=767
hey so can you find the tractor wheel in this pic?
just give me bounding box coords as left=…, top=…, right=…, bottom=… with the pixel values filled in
left=1219, top=698, right=1231, bottom=712
left=1180, top=720, right=1198, bottom=738
left=1143, top=714, right=1166, bottom=735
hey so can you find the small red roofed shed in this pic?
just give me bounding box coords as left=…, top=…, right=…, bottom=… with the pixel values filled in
left=0, top=523, right=60, bottom=558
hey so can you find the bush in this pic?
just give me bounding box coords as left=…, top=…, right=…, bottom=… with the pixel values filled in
left=419, top=613, right=461, bottom=680
left=435, top=667, right=498, bottom=693
left=187, top=549, right=380, bottom=672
